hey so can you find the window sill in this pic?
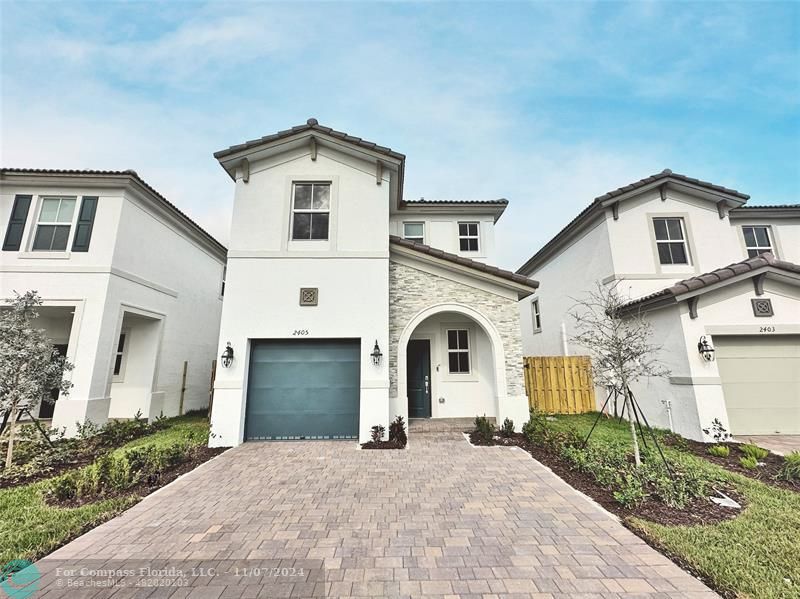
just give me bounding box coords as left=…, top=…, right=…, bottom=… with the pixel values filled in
left=18, top=251, right=71, bottom=260
left=532, top=328, right=542, bottom=335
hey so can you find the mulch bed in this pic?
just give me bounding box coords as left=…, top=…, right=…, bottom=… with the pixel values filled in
left=46, top=446, right=226, bottom=508
left=361, top=440, right=406, bottom=450
left=470, top=431, right=743, bottom=527
left=0, top=451, right=98, bottom=489
left=0, top=427, right=159, bottom=489
left=664, top=436, right=799, bottom=493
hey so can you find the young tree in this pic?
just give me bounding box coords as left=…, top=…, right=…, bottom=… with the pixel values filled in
left=0, top=291, right=73, bottom=469
left=570, top=281, right=670, bottom=466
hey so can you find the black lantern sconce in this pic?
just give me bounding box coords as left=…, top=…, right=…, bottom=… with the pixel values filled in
left=698, top=335, right=715, bottom=362
left=370, top=340, right=383, bottom=366
left=221, top=342, right=234, bottom=368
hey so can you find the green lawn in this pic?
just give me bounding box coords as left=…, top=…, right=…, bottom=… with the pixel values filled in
left=547, top=414, right=800, bottom=599
left=0, top=415, right=210, bottom=564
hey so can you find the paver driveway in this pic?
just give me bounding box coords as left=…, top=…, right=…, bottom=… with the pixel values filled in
left=37, top=432, right=717, bottom=598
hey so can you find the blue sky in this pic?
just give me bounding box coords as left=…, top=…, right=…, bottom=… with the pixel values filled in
left=1, top=1, right=798, bottom=268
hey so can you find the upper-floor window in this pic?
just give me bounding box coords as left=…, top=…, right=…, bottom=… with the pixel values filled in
left=32, top=197, right=76, bottom=251
left=458, top=222, right=479, bottom=252
left=653, top=217, right=688, bottom=265
left=447, top=329, right=470, bottom=374
left=531, top=299, right=541, bottom=333
left=291, top=183, right=329, bottom=240
left=403, top=222, right=424, bottom=243
left=742, top=226, right=773, bottom=258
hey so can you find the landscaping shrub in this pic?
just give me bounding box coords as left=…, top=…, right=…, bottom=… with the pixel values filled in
left=740, top=444, right=769, bottom=461
left=522, top=408, right=549, bottom=444
left=702, top=418, right=731, bottom=443
left=99, top=412, right=150, bottom=446
left=44, top=441, right=192, bottom=502
left=75, top=419, right=102, bottom=440
left=473, top=415, right=495, bottom=444
left=388, top=416, right=407, bottom=448
left=560, top=441, right=717, bottom=509
left=778, top=451, right=800, bottom=481
left=370, top=425, right=385, bottom=443
left=500, top=418, right=515, bottom=438
left=740, top=456, right=758, bottom=470
left=708, top=445, right=730, bottom=458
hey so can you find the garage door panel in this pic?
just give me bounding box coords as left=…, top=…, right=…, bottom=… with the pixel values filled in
left=716, top=335, right=800, bottom=436
left=245, top=339, right=360, bottom=440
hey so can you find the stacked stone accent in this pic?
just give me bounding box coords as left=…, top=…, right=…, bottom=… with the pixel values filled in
left=389, top=260, right=525, bottom=398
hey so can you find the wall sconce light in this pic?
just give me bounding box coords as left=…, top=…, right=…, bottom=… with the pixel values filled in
left=698, top=335, right=715, bottom=362
left=221, top=342, right=234, bottom=368
left=370, top=340, right=383, bottom=366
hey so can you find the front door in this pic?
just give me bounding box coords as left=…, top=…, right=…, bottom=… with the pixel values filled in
left=407, top=339, right=431, bottom=418
left=40, top=344, right=68, bottom=419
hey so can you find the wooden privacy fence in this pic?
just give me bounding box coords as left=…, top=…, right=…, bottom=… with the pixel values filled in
left=523, top=356, right=596, bottom=414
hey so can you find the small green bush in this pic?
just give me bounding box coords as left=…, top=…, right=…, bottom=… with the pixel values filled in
left=740, top=455, right=758, bottom=469
left=500, top=418, right=515, bottom=438
left=707, top=445, right=730, bottom=458
left=473, top=415, right=495, bottom=444
left=613, top=473, right=646, bottom=508
left=740, top=444, right=769, bottom=461
left=370, top=425, right=385, bottom=443
left=521, top=408, right=549, bottom=444
left=389, top=416, right=407, bottom=447
left=47, top=471, right=79, bottom=502
left=778, top=451, right=800, bottom=481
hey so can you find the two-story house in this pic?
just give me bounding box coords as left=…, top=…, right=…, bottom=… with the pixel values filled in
left=517, top=170, right=800, bottom=442
left=208, top=119, right=536, bottom=446
left=0, top=169, right=227, bottom=434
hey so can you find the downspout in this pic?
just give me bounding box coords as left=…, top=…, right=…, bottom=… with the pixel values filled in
left=560, top=322, right=569, bottom=356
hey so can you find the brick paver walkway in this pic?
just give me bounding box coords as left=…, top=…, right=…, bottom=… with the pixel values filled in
left=36, top=432, right=717, bottom=598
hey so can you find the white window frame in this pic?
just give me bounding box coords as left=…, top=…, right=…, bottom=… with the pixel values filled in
left=446, top=328, right=471, bottom=374
left=112, top=329, right=130, bottom=382
left=458, top=222, right=480, bottom=252
left=741, top=225, right=774, bottom=258
left=31, top=196, right=78, bottom=252
left=531, top=299, right=542, bottom=333
left=290, top=182, right=331, bottom=241
left=402, top=222, right=425, bottom=244
left=652, top=217, right=689, bottom=265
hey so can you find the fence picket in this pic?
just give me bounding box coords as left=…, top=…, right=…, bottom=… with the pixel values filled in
left=523, top=356, right=595, bottom=414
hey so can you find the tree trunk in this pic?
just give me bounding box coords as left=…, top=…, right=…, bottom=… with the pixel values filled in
left=624, top=387, right=641, bottom=467
left=5, top=405, right=18, bottom=470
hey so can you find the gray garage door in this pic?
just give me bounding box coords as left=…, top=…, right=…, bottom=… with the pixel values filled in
left=245, top=339, right=360, bottom=440
left=716, top=335, right=800, bottom=436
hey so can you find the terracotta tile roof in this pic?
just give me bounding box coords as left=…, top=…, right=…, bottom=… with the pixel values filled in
left=0, top=168, right=226, bottom=255
left=402, top=198, right=508, bottom=205
left=731, top=204, right=800, bottom=210
left=622, top=253, right=800, bottom=309
left=594, top=169, right=750, bottom=203
left=214, top=118, right=405, bottom=162
left=389, top=235, right=539, bottom=289
left=517, top=169, right=750, bottom=275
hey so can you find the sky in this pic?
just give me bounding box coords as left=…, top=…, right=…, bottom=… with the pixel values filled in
left=1, top=1, right=798, bottom=269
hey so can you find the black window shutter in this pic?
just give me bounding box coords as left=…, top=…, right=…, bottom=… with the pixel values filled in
left=71, top=196, right=98, bottom=252
left=2, top=195, right=32, bottom=251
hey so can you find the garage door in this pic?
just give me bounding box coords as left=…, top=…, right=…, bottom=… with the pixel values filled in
left=716, top=335, right=800, bottom=435
left=245, top=339, right=360, bottom=440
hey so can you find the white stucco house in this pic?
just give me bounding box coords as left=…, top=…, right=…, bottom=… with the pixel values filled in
left=517, top=169, right=800, bottom=442
left=209, top=119, right=536, bottom=446
left=0, top=169, right=227, bottom=435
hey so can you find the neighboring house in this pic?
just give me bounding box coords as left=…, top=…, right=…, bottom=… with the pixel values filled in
left=0, top=169, right=227, bottom=435
left=517, top=169, right=800, bottom=441
left=209, top=119, right=535, bottom=446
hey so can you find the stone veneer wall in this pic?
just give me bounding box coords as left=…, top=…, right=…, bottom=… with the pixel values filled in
left=389, top=260, right=525, bottom=398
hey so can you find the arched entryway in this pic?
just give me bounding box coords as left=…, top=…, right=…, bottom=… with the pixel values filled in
left=392, top=303, right=507, bottom=424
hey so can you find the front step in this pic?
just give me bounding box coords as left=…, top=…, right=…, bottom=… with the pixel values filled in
left=408, top=417, right=488, bottom=434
